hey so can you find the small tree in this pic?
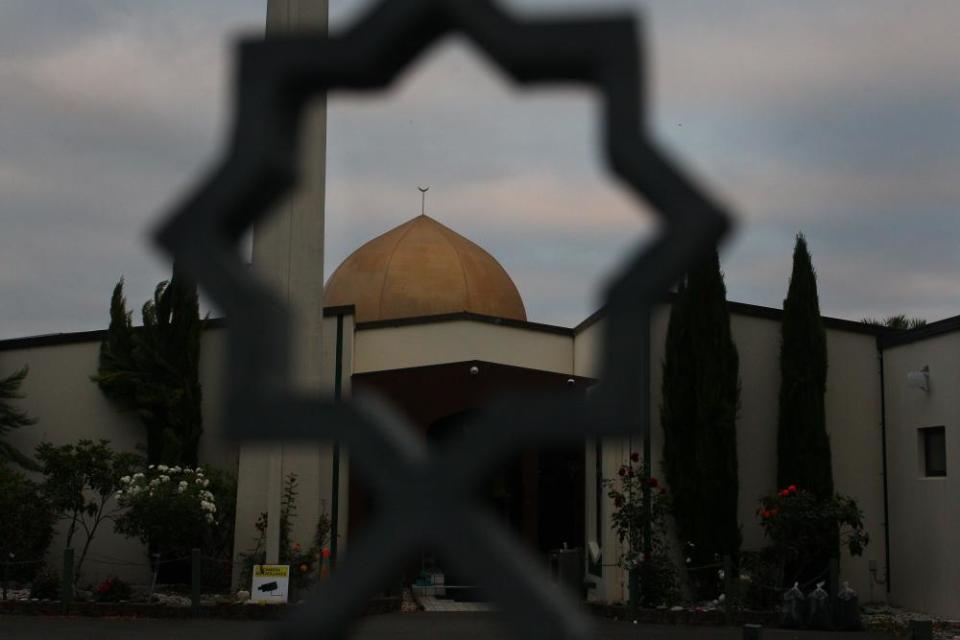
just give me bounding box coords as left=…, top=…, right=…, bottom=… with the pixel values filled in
left=661, top=248, right=742, bottom=598
left=36, top=439, right=141, bottom=582
left=777, top=234, right=833, bottom=499
left=0, top=465, right=55, bottom=584
left=0, top=366, right=39, bottom=471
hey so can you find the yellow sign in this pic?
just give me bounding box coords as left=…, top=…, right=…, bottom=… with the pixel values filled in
left=254, top=565, right=290, bottom=578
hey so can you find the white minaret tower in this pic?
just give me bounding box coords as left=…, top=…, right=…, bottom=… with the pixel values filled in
left=234, top=0, right=330, bottom=571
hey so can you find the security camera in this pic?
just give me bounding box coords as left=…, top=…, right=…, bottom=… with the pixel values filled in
left=469, top=365, right=479, bottom=376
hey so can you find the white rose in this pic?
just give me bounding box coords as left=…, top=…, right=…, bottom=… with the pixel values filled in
left=177, top=485, right=186, bottom=494
left=148, top=465, right=155, bottom=470
left=171, top=466, right=181, bottom=473
left=195, top=478, right=203, bottom=485
left=120, top=476, right=131, bottom=484
left=157, top=465, right=169, bottom=472
left=115, top=491, right=123, bottom=499
left=205, top=513, right=215, bottom=524
left=133, top=472, right=145, bottom=480
left=159, top=475, right=170, bottom=483
left=149, top=478, right=160, bottom=487
left=202, top=479, right=210, bottom=488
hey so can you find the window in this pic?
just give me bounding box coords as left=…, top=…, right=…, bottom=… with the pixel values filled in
left=919, top=426, right=946, bottom=477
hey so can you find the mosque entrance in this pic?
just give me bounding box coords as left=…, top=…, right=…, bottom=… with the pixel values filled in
left=349, top=360, right=591, bottom=591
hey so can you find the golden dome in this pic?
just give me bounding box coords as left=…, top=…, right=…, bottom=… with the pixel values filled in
left=324, top=215, right=526, bottom=323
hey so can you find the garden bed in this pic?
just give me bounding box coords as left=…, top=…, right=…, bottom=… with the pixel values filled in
left=586, top=601, right=779, bottom=627
left=0, top=595, right=401, bottom=620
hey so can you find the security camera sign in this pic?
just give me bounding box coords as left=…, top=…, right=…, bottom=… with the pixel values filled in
left=251, top=565, right=290, bottom=603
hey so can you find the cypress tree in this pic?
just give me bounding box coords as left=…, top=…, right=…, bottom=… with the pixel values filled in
left=661, top=248, right=741, bottom=598
left=93, top=265, right=203, bottom=466
left=777, top=234, right=833, bottom=499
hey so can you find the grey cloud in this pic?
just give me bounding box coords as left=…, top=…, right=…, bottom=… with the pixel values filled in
left=1, top=0, right=959, bottom=341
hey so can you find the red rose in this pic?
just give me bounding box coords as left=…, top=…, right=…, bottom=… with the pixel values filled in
left=648, top=478, right=659, bottom=488
left=321, top=548, right=331, bottom=559
left=778, top=489, right=789, bottom=498
left=630, top=452, right=640, bottom=463
left=618, top=467, right=626, bottom=477
left=659, top=488, right=667, bottom=495
left=787, top=485, right=797, bottom=494
left=614, top=496, right=624, bottom=508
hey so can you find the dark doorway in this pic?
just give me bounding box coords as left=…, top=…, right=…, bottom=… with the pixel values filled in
left=348, top=360, right=591, bottom=587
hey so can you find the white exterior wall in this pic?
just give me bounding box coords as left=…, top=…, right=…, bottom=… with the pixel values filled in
left=882, top=331, right=960, bottom=617
left=0, top=327, right=236, bottom=585
left=354, top=320, right=573, bottom=375
left=577, top=304, right=887, bottom=603
left=824, top=328, right=887, bottom=602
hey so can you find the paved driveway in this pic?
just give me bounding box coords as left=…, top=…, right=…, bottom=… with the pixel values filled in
left=0, top=613, right=897, bottom=640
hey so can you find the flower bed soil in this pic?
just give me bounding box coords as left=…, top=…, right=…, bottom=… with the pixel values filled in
left=0, top=595, right=400, bottom=620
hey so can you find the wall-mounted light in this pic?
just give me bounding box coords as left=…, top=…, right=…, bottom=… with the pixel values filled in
left=907, top=365, right=930, bottom=392
left=469, top=365, right=479, bottom=376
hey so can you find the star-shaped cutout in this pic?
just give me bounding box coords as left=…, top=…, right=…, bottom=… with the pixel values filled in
left=155, top=1, right=733, bottom=638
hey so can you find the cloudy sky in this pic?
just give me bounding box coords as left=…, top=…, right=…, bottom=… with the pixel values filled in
left=1, top=0, right=958, bottom=340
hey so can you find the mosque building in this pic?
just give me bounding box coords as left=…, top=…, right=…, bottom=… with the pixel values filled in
left=1, top=0, right=957, bottom=617
left=2, top=209, right=958, bottom=617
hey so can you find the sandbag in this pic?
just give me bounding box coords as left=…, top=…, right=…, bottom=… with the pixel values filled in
left=835, top=581, right=863, bottom=630
left=780, top=582, right=806, bottom=629
left=806, top=581, right=833, bottom=630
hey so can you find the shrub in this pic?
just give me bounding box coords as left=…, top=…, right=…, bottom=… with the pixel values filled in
left=0, top=464, right=55, bottom=583
left=114, top=464, right=224, bottom=573
left=94, top=576, right=132, bottom=602
left=757, top=485, right=868, bottom=585
left=30, top=566, right=61, bottom=600
left=603, top=455, right=680, bottom=606
left=737, top=548, right=784, bottom=611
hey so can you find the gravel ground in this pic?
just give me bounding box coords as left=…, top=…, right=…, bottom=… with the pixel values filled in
left=862, top=604, right=960, bottom=640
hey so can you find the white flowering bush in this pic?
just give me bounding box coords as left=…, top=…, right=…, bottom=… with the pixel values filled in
left=113, top=464, right=221, bottom=565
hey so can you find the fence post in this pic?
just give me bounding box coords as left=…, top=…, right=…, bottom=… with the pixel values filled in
left=61, top=548, right=74, bottom=611
left=909, top=620, right=933, bottom=640
left=723, top=555, right=736, bottom=624
left=743, top=623, right=762, bottom=640
left=191, top=548, right=201, bottom=615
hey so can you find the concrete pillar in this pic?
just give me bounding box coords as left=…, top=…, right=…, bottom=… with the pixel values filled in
left=233, top=0, right=329, bottom=575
